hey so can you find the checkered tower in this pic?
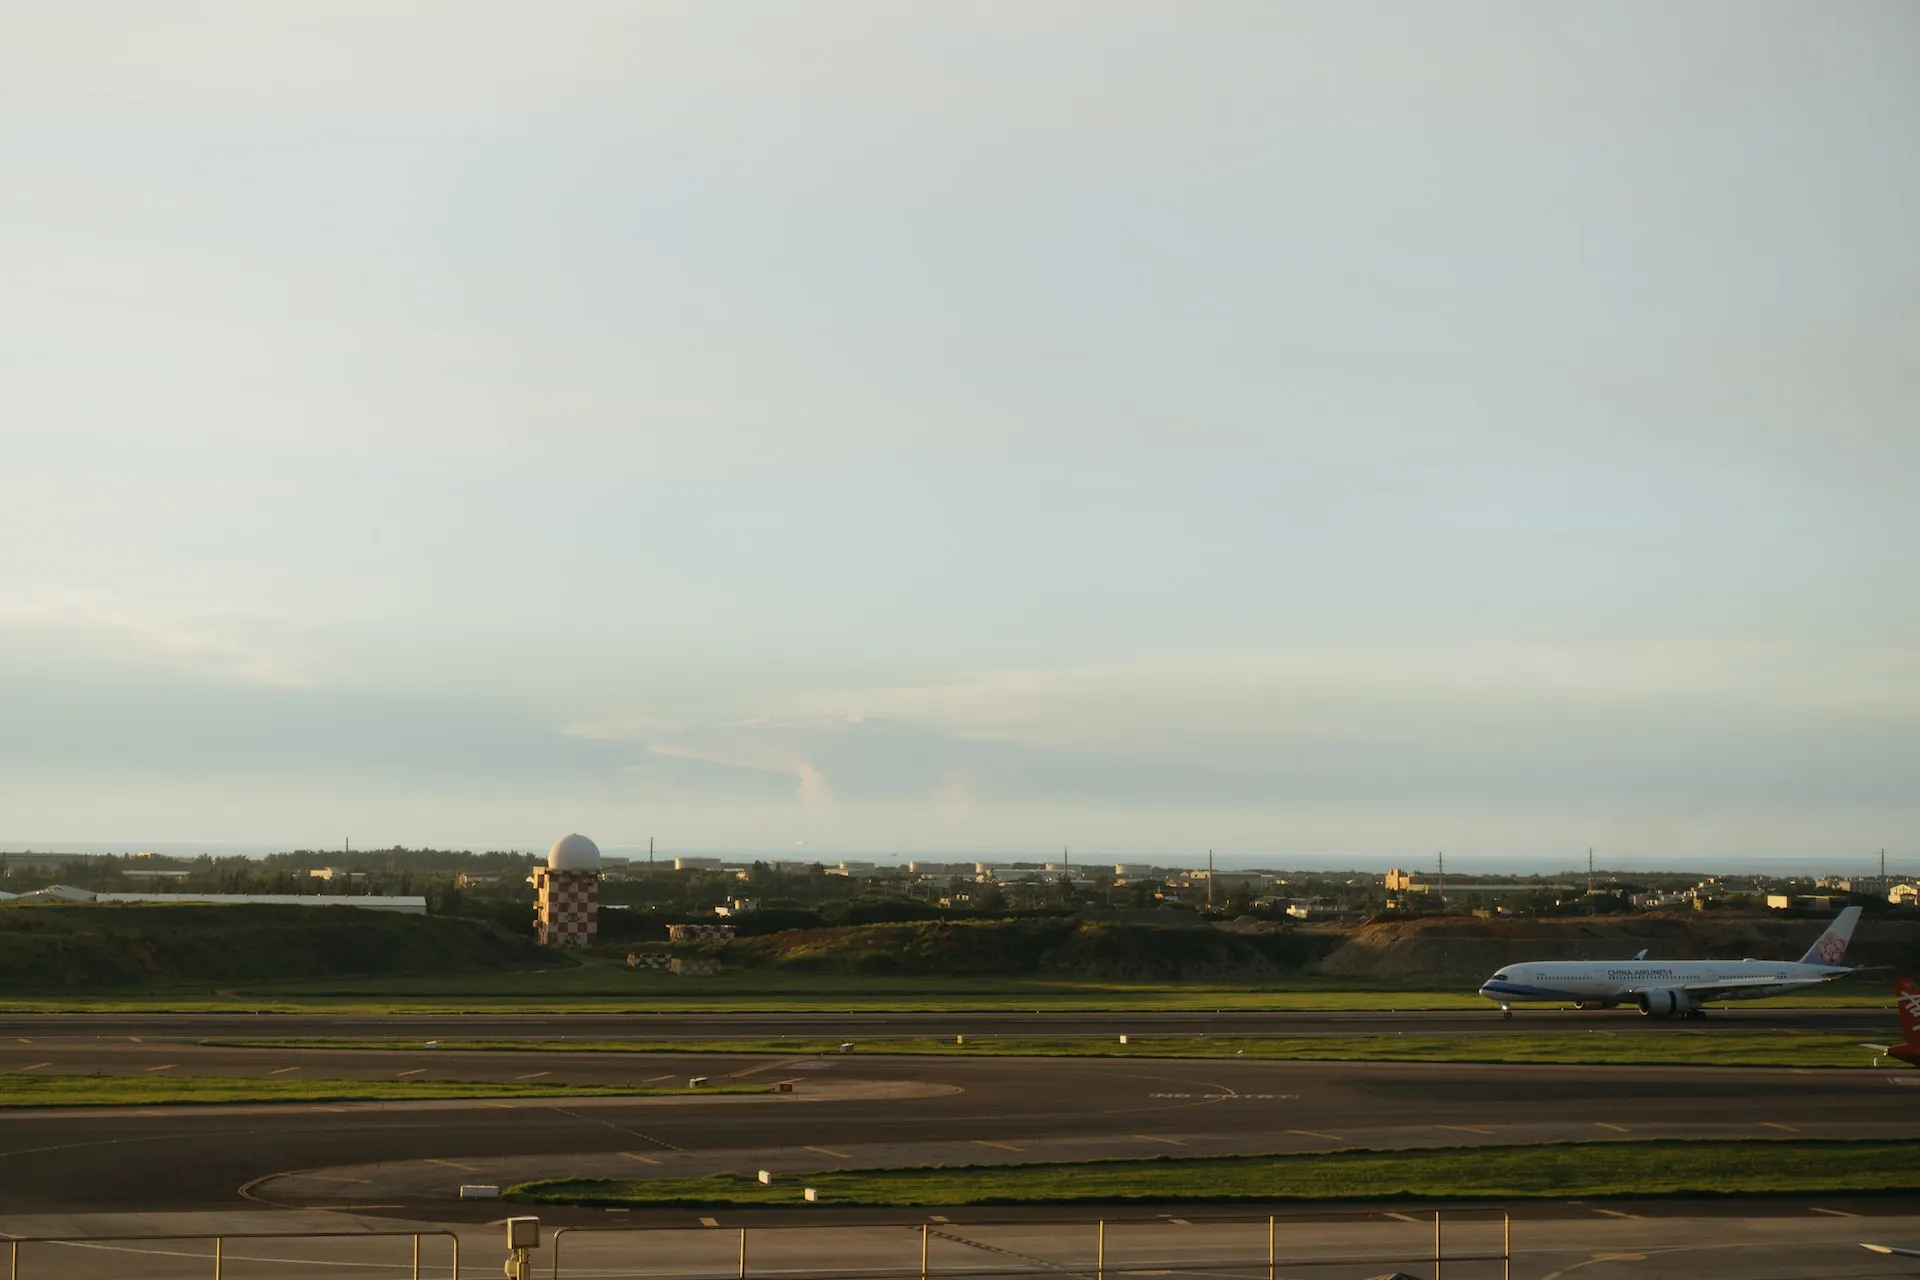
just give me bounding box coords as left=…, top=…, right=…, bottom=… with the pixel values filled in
left=534, top=832, right=602, bottom=948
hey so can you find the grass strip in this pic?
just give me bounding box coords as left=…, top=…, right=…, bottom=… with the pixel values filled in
left=507, top=1139, right=1920, bottom=1208
left=0, top=1072, right=760, bottom=1109
left=203, top=1031, right=1897, bottom=1069
left=0, top=978, right=1890, bottom=1014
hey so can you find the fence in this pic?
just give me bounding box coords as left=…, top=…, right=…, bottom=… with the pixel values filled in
left=1, top=1209, right=1512, bottom=1280
left=547, top=1207, right=1511, bottom=1280
left=3, top=1228, right=459, bottom=1279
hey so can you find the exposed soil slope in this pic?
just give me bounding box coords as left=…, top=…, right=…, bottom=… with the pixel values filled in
left=722, top=918, right=1343, bottom=980
left=1315, top=913, right=1920, bottom=984
left=0, top=903, right=569, bottom=989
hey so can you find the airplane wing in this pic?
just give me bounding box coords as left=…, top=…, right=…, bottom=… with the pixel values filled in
left=1613, top=975, right=1840, bottom=1003
left=1862, top=1043, right=1893, bottom=1053
left=1617, top=976, right=1833, bottom=995
left=1862, top=1244, right=1920, bottom=1258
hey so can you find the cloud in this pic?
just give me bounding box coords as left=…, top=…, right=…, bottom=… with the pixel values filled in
left=0, top=594, right=309, bottom=688
left=557, top=642, right=1920, bottom=836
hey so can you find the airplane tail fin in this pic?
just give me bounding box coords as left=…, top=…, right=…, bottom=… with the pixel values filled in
left=1799, top=905, right=1863, bottom=966
left=1897, top=977, right=1920, bottom=1045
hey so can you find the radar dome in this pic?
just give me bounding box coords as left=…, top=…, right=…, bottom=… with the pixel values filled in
left=547, top=833, right=602, bottom=872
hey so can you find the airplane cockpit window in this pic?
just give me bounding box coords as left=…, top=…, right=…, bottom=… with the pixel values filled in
left=1492, top=971, right=1511, bottom=981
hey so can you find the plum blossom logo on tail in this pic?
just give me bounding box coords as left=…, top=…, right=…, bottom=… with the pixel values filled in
left=1811, top=933, right=1848, bottom=965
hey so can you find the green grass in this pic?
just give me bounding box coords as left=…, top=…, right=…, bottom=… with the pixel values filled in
left=1, top=972, right=1893, bottom=1015
left=202, top=1030, right=1900, bottom=1069
left=507, top=1139, right=1920, bottom=1208
left=0, top=972, right=1483, bottom=1013
left=0, top=1072, right=762, bottom=1108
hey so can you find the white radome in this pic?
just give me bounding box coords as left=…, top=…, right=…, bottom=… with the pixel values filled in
left=547, top=833, right=602, bottom=872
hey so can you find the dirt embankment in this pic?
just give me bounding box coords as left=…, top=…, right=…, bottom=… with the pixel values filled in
left=1314, top=914, right=1920, bottom=985
left=721, top=919, right=1344, bottom=980
left=0, top=903, right=569, bottom=989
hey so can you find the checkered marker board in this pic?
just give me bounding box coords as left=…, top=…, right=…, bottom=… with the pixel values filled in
left=533, top=868, right=600, bottom=948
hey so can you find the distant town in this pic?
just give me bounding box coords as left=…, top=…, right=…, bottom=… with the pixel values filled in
left=2, top=847, right=1911, bottom=939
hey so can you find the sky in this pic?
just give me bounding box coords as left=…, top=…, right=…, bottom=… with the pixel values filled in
left=2, top=3, right=1917, bottom=872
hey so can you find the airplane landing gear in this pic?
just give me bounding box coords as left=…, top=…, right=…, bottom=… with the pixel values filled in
left=1500, top=1004, right=1512, bottom=1020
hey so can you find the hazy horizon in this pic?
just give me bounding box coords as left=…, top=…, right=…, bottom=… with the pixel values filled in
left=0, top=838, right=1904, bottom=880
left=4, top=4, right=1916, bottom=862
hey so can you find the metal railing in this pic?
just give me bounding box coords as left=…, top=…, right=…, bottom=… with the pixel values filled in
left=3, top=1227, right=459, bottom=1279
left=547, top=1207, right=1512, bottom=1280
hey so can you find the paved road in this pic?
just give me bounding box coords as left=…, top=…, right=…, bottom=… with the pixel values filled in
left=3, top=1046, right=1915, bottom=1217
left=0, top=1005, right=1894, bottom=1040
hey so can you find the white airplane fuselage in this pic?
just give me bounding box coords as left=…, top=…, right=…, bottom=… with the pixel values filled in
left=1478, top=959, right=1851, bottom=1016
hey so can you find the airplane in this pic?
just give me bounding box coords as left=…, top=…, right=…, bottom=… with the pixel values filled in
left=1862, top=1243, right=1920, bottom=1259
left=1860, top=976, right=1920, bottom=1065
left=1478, top=905, right=1865, bottom=1019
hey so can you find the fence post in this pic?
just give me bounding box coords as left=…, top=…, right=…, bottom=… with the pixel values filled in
left=1096, top=1220, right=1105, bottom=1280
left=921, top=1223, right=929, bottom=1279
left=214, top=1235, right=224, bottom=1280
left=737, top=1227, right=747, bottom=1280
left=1433, top=1210, right=1441, bottom=1280
left=1268, top=1215, right=1276, bottom=1280
left=412, top=1233, right=421, bottom=1280
left=1503, top=1212, right=1511, bottom=1280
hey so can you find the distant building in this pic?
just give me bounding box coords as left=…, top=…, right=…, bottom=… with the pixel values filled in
left=673, top=856, right=724, bottom=871
left=4, top=885, right=425, bottom=913
left=1766, top=894, right=1840, bottom=911
left=1891, top=884, right=1920, bottom=906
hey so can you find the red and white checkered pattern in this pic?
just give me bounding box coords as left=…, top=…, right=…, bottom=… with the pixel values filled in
left=533, top=867, right=600, bottom=948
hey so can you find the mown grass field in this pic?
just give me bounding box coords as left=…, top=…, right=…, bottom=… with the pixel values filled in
left=201, top=1030, right=1899, bottom=1068
left=2, top=970, right=1894, bottom=1015
left=508, top=1139, right=1920, bottom=1208
left=0, top=1072, right=761, bottom=1108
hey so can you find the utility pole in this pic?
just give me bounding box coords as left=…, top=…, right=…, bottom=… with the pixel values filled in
left=1208, top=850, right=1215, bottom=911
left=1588, top=848, right=1595, bottom=915
left=649, top=837, right=654, bottom=866
left=1436, top=851, right=1444, bottom=908
left=1882, top=849, right=1887, bottom=881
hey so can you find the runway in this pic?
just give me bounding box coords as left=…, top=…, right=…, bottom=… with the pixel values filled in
left=2, top=1036, right=1915, bottom=1218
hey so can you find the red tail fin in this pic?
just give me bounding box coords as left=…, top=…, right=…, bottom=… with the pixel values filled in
left=1898, top=977, right=1920, bottom=1046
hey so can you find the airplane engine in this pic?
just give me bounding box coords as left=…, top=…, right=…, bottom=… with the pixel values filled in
left=1637, top=988, right=1694, bottom=1017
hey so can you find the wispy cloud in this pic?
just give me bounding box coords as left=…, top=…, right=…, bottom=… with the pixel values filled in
left=0, top=593, right=310, bottom=688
